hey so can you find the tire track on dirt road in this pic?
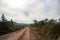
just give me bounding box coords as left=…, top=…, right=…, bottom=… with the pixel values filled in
left=21, top=27, right=37, bottom=40
left=0, top=27, right=37, bottom=40
left=0, top=27, right=27, bottom=40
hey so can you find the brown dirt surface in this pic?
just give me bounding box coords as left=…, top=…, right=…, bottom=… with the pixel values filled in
left=0, top=27, right=37, bottom=40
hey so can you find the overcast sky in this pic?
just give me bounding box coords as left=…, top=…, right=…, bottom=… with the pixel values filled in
left=0, top=0, right=60, bottom=23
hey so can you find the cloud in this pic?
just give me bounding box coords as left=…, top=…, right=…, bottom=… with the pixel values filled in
left=27, top=0, right=60, bottom=18
left=0, top=0, right=8, bottom=8
left=0, top=0, right=60, bottom=23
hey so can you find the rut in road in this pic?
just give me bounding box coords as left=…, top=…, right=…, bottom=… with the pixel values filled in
left=19, top=27, right=37, bottom=40
left=0, top=27, right=37, bottom=40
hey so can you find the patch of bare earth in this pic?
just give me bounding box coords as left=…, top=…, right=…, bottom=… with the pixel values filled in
left=0, top=27, right=38, bottom=40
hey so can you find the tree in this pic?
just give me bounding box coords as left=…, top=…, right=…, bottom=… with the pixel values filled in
left=58, top=19, right=60, bottom=22
left=11, top=19, right=14, bottom=25
left=1, top=14, right=7, bottom=21
left=45, top=19, right=48, bottom=23
left=33, top=20, right=38, bottom=25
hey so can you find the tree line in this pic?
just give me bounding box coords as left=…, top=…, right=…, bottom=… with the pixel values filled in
left=31, top=19, right=60, bottom=40
left=0, top=14, right=21, bottom=35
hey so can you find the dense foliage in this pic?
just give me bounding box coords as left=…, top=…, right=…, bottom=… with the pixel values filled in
left=0, top=14, right=23, bottom=35
left=31, top=19, right=60, bottom=40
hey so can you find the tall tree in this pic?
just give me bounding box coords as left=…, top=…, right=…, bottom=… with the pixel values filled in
left=11, top=19, right=14, bottom=25
left=1, top=14, right=7, bottom=21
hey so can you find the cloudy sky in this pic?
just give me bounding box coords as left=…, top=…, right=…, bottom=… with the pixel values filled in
left=0, top=0, right=60, bottom=23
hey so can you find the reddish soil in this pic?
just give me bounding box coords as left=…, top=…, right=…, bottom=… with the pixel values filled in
left=0, top=27, right=37, bottom=40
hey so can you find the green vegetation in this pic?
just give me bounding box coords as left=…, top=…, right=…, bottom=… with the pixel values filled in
left=0, top=14, right=24, bottom=35
left=30, top=19, right=60, bottom=40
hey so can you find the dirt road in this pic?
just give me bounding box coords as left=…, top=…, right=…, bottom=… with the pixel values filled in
left=0, top=27, right=37, bottom=40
